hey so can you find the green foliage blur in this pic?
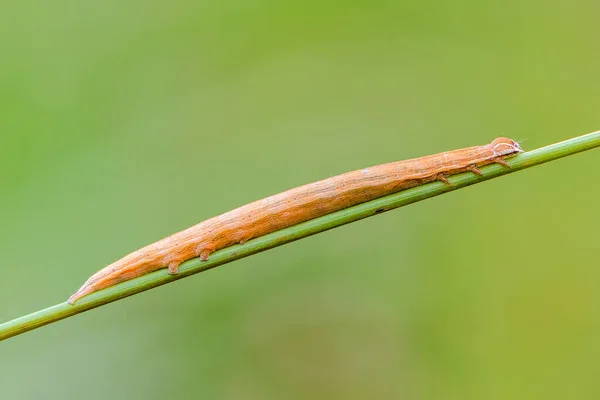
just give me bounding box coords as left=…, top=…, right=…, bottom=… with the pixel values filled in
left=1, top=1, right=599, bottom=399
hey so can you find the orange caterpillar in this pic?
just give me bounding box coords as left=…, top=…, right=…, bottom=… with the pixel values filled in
left=69, top=137, right=523, bottom=304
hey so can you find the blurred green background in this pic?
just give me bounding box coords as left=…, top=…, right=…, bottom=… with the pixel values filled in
left=1, top=1, right=599, bottom=399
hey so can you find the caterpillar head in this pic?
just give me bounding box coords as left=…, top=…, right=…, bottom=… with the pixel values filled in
left=491, top=137, right=523, bottom=157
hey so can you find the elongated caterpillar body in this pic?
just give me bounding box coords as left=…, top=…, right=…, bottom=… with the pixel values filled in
left=68, top=137, right=523, bottom=304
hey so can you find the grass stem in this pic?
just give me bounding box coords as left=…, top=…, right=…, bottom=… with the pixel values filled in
left=1, top=130, right=598, bottom=342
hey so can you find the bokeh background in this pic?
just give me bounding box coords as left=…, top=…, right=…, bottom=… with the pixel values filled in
left=1, top=1, right=599, bottom=399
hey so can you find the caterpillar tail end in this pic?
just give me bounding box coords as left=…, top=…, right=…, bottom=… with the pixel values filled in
left=68, top=284, right=93, bottom=305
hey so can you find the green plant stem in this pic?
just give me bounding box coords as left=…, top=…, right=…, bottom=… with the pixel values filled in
left=1, top=131, right=599, bottom=342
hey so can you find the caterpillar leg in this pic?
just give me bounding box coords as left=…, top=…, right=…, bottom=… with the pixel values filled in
left=199, top=249, right=213, bottom=261
left=168, top=261, right=181, bottom=275
left=468, top=165, right=483, bottom=175
left=195, top=244, right=216, bottom=261
left=436, top=174, right=451, bottom=184
left=493, top=157, right=511, bottom=168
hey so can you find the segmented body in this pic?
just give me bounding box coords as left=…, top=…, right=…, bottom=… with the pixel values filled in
left=68, top=137, right=522, bottom=303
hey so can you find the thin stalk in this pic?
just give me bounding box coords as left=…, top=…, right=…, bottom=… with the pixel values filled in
left=1, top=131, right=598, bottom=342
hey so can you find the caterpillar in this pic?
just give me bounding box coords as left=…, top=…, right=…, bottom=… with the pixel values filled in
left=68, top=137, right=523, bottom=304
